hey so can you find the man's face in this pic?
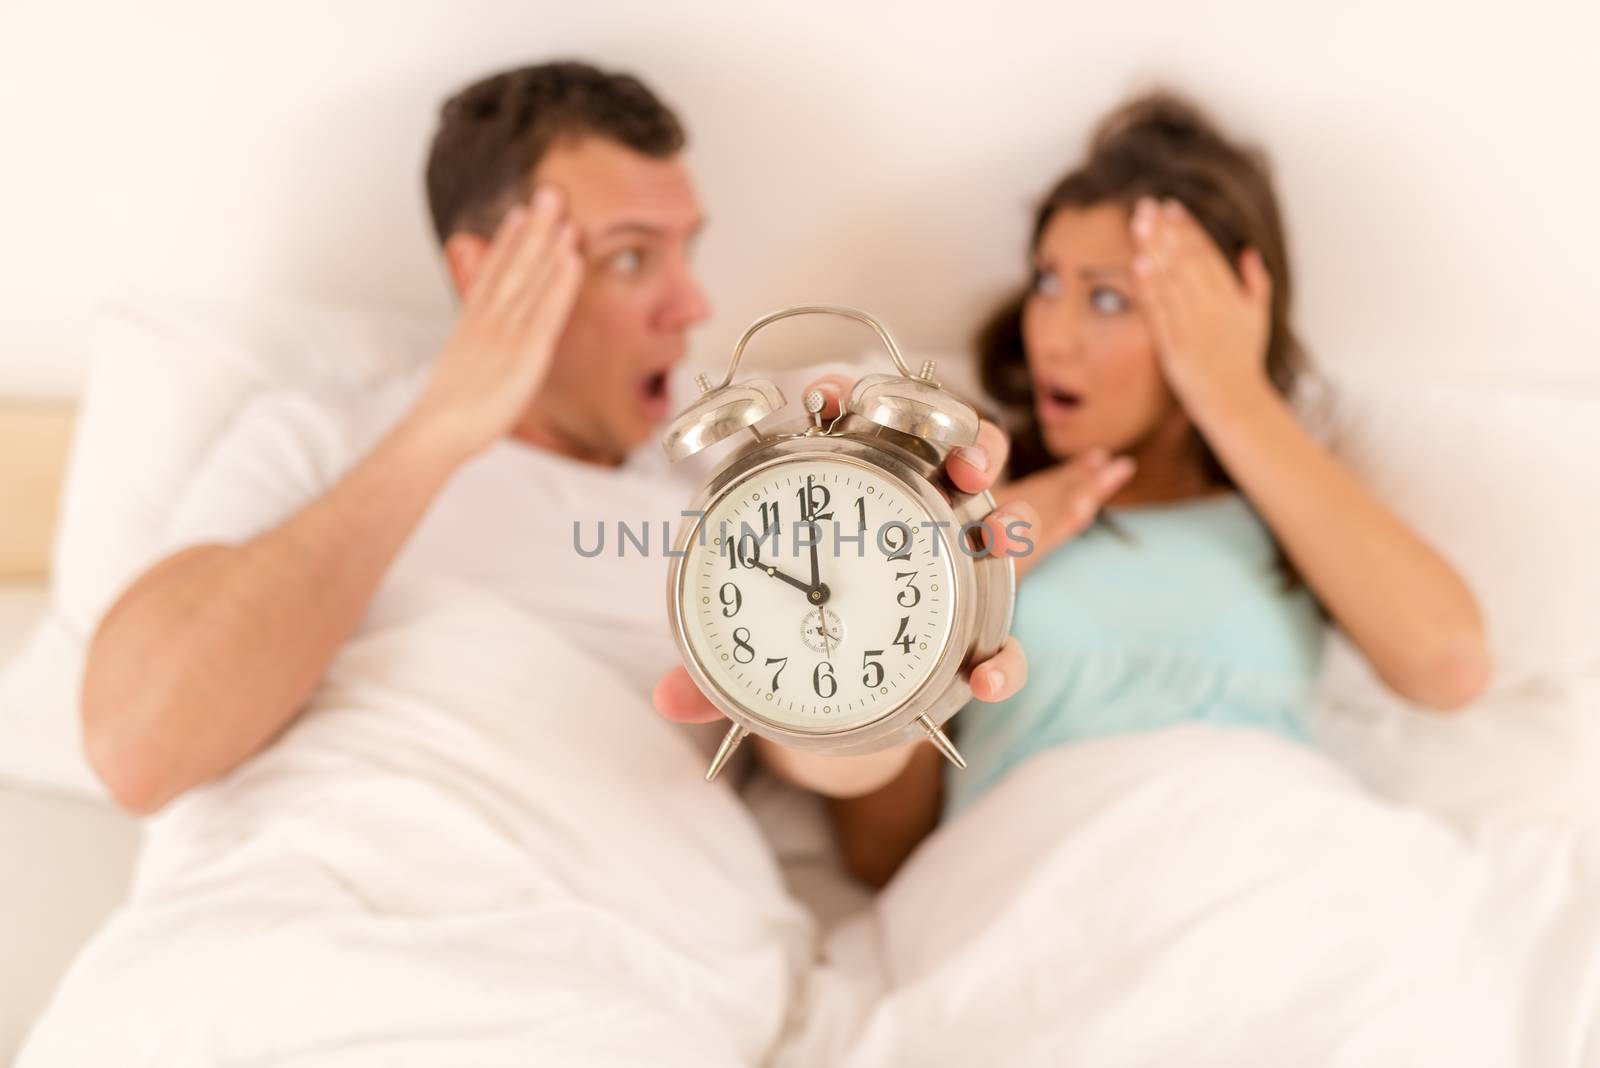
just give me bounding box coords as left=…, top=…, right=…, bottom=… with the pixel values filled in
left=493, top=137, right=710, bottom=463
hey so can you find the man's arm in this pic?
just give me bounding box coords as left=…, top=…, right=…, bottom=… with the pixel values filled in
left=84, top=188, right=581, bottom=814
left=85, top=416, right=464, bottom=813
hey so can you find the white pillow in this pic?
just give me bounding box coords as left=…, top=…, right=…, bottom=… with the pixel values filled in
left=54, top=292, right=445, bottom=635
left=0, top=292, right=445, bottom=797
left=0, top=612, right=99, bottom=795
left=1311, top=376, right=1600, bottom=826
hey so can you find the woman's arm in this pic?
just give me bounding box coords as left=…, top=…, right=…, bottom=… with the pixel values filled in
left=1191, top=380, right=1489, bottom=710
left=828, top=743, right=945, bottom=888
left=1132, top=198, right=1491, bottom=711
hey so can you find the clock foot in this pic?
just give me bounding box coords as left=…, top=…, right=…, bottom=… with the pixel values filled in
left=705, top=723, right=751, bottom=783
left=917, top=714, right=967, bottom=770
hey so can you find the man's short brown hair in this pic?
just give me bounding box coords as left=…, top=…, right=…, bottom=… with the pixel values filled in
left=424, top=60, right=686, bottom=245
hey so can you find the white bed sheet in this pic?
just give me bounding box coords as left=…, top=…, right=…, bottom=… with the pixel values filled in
left=0, top=584, right=49, bottom=661
left=14, top=574, right=1600, bottom=1066
left=782, top=728, right=1600, bottom=1066
left=0, top=574, right=870, bottom=1063
left=16, top=574, right=824, bottom=1065
left=0, top=583, right=140, bottom=1062
left=0, top=783, right=138, bottom=1062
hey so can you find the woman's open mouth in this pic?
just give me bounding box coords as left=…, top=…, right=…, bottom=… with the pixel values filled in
left=1036, top=385, right=1083, bottom=418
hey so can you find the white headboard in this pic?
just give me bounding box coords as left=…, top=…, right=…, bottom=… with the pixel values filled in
left=3, top=2, right=1596, bottom=399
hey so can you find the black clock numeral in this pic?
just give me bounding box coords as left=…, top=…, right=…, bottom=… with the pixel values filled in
left=726, top=531, right=762, bottom=571
left=895, top=571, right=921, bottom=607
left=862, top=650, right=885, bottom=688
left=732, top=627, right=755, bottom=664
left=797, top=476, right=833, bottom=522
left=854, top=496, right=867, bottom=532
left=765, top=656, right=788, bottom=692
left=719, top=582, right=742, bottom=617
left=884, top=522, right=913, bottom=562
left=812, top=660, right=837, bottom=699
left=759, top=500, right=781, bottom=534
left=892, top=615, right=915, bottom=654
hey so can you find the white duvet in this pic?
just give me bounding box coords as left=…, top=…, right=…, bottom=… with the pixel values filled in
left=19, top=577, right=1600, bottom=1066
left=794, top=731, right=1600, bottom=1067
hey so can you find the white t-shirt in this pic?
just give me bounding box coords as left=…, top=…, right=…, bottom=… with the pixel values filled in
left=161, top=363, right=857, bottom=699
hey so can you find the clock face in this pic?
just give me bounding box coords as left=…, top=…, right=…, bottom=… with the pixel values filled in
left=677, top=455, right=958, bottom=734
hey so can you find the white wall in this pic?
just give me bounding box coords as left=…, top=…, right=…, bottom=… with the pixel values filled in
left=2, top=0, right=1596, bottom=399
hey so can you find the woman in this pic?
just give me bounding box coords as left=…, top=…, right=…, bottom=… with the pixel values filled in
left=831, top=90, right=1491, bottom=887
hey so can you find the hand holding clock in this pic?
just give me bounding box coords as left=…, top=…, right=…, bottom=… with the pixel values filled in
left=653, top=373, right=1031, bottom=725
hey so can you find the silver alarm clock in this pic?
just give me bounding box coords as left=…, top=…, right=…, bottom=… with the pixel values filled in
left=663, top=305, right=1016, bottom=782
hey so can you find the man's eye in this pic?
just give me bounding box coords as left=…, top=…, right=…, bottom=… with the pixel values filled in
left=1031, top=268, right=1061, bottom=298
left=608, top=248, right=645, bottom=275
left=1089, top=285, right=1129, bottom=314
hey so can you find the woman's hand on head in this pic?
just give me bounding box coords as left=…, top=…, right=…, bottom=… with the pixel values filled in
left=652, top=371, right=1030, bottom=726
left=1129, top=197, right=1274, bottom=418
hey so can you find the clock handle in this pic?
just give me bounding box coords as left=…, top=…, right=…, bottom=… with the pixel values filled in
left=714, top=304, right=915, bottom=390
left=918, top=714, right=968, bottom=770
left=705, top=722, right=751, bottom=783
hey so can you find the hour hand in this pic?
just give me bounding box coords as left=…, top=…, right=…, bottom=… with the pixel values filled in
left=760, top=558, right=830, bottom=605
left=760, top=561, right=812, bottom=596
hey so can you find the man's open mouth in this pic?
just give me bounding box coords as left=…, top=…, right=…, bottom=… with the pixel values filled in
left=639, top=370, right=672, bottom=418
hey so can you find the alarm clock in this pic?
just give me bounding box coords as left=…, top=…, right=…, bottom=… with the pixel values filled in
left=662, top=305, right=1016, bottom=782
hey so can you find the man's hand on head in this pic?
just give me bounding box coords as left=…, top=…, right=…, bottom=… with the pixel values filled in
left=407, top=186, right=583, bottom=465
left=651, top=372, right=1030, bottom=726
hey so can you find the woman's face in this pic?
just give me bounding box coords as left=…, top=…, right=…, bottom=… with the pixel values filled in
left=1022, top=202, right=1183, bottom=462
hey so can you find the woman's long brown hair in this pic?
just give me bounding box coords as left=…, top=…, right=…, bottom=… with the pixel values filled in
left=978, top=90, right=1311, bottom=484
left=979, top=90, right=1317, bottom=595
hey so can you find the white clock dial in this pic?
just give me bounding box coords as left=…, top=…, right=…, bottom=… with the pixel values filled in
left=679, top=456, right=958, bottom=733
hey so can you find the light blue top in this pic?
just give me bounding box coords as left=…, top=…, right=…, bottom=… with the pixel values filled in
left=945, top=492, right=1325, bottom=818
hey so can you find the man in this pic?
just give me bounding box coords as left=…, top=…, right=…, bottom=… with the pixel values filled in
left=23, top=62, right=1110, bottom=1065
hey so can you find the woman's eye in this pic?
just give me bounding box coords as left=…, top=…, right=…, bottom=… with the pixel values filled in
left=1031, top=267, right=1061, bottom=298
left=1089, top=285, right=1129, bottom=314
left=608, top=248, right=645, bottom=275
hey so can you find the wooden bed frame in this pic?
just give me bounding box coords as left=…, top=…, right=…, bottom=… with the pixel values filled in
left=0, top=403, right=75, bottom=581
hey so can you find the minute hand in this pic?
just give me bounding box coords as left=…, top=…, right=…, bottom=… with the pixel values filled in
left=806, top=520, right=822, bottom=589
